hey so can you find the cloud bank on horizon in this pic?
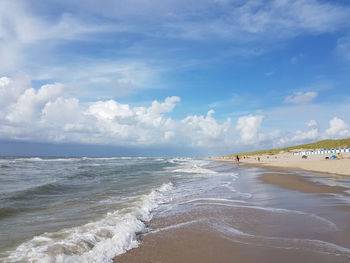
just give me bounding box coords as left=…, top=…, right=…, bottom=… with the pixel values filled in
left=1, top=0, right=350, bottom=155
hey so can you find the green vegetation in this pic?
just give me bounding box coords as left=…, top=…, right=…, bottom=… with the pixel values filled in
left=229, top=138, right=350, bottom=157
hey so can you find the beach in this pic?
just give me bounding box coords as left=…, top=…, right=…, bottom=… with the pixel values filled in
left=1, top=157, right=350, bottom=262
left=115, top=160, right=350, bottom=263
left=212, top=151, right=350, bottom=176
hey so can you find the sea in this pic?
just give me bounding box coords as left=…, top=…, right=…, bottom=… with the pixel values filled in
left=0, top=157, right=350, bottom=263
left=0, top=157, right=226, bottom=262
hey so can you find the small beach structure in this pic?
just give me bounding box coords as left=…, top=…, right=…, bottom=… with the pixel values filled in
left=293, top=148, right=350, bottom=156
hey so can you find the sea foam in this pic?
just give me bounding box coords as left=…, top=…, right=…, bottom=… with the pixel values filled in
left=4, top=182, right=174, bottom=263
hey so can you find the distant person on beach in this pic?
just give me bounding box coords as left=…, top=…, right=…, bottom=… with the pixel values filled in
left=236, top=155, right=240, bottom=163
left=258, top=157, right=260, bottom=162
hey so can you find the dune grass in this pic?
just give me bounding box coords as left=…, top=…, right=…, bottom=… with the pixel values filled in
left=229, top=138, right=350, bottom=157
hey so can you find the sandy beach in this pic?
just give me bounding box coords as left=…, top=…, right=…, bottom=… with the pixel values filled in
left=115, top=161, right=350, bottom=263
left=212, top=152, right=350, bottom=176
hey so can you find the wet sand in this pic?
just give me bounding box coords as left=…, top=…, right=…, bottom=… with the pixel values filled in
left=114, top=163, right=350, bottom=263
left=116, top=223, right=347, bottom=263
left=260, top=173, right=350, bottom=195
left=116, top=204, right=350, bottom=263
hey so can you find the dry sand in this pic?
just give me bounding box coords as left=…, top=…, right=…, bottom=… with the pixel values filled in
left=213, top=152, right=350, bottom=176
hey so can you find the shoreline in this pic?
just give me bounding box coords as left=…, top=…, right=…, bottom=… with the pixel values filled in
left=115, top=160, right=350, bottom=263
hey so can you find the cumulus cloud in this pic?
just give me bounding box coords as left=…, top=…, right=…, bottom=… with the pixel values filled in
left=6, top=83, right=64, bottom=123
left=290, top=129, right=319, bottom=143
left=274, top=119, right=319, bottom=146
left=306, top=119, right=318, bottom=128
left=277, top=117, right=350, bottom=146
left=0, top=76, right=233, bottom=148
left=236, top=115, right=264, bottom=144
left=1, top=76, right=349, bottom=152
left=325, top=117, right=350, bottom=138
left=42, top=98, right=81, bottom=125
left=88, top=100, right=134, bottom=121
left=181, top=110, right=232, bottom=146
left=0, top=75, right=31, bottom=110
left=284, top=91, right=317, bottom=104
left=277, top=128, right=318, bottom=147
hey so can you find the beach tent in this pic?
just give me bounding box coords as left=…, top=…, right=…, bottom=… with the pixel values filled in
left=345, top=148, right=350, bottom=153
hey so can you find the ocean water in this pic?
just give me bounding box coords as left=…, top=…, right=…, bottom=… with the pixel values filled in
left=0, top=157, right=179, bottom=262
left=1, top=157, right=350, bottom=263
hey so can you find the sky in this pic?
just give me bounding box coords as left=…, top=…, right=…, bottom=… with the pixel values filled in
left=1, top=0, right=350, bottom=157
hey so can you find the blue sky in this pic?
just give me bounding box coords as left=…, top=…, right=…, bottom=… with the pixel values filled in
left=1, top=0, right=350, bottom=156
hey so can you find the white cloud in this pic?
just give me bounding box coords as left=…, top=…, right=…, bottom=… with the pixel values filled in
left=236, top=115, right=264, bottom=144
left=288, top=129, right=319, bottom=144
left=42, top=97, right=81, bottom=125
left=34, top=61, right=164, bottom=99
left=181, top=110, right=232, bottom=146
left=88, top=100, right=134, bottom=120
left=306, top=119, right=318, bottom=128
left=276, top=117, right=350, bottom=147
left=276, top=119, right=320, bottom=145
left=159, top=0, right=350, bottom=41
left=325, top=117, right=350, bottom=138
left=6, top=83, right=64, bottom=123
left=1, top=76, right=349, bottom=152
left=2, top=0, right=350, bottom=74
left=0, top=76, right=233, bottom=148
left=0, top=0, right=349, bottom=107
left=284, top=91, right=317, bottom=104
left=0, top=1, right=114, bottom=44
left=0, top=75, right=31, bottom=110
left=0, top=1, right=118, bottom=73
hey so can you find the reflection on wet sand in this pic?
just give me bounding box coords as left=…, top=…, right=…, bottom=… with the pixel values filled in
left=115, top=163, right=350, bottom=263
